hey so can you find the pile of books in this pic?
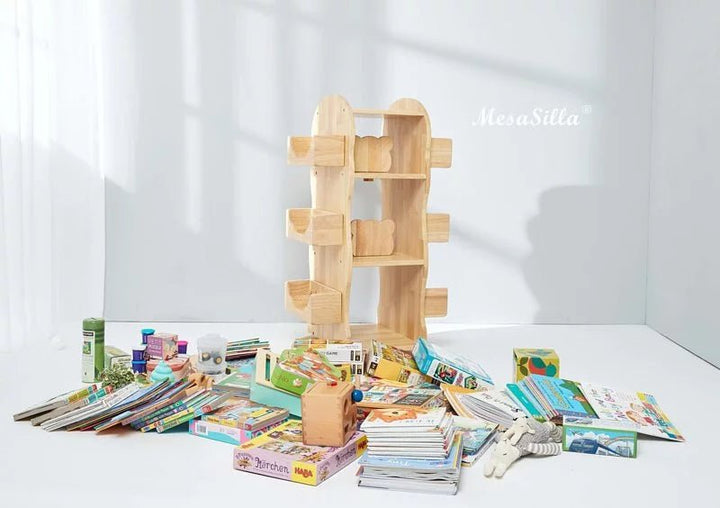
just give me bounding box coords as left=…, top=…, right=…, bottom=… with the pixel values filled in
left=13, top=378, right=230, bottom=433
left=506, top=374, right=596, bottom=424
left=357, top=407, right=462, bottom=495
left=226, top=338, right=270, bottom=360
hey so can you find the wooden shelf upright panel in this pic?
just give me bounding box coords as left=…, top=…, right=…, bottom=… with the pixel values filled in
left=307, top=96, right=355, bottom=339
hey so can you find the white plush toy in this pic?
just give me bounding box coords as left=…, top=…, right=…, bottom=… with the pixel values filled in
left=484, top=417, right=562, bottom=478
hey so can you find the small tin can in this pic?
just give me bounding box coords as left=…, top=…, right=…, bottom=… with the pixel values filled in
left=141, top=328, right=155, bottom=345
left=132, top=345, right=147, bottom=362
left=131, top=360, right=147, bottom=374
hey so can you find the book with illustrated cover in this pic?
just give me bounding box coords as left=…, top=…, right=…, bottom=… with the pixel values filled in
left=233, top=420, right=367, bottom=486
left=578, top=384, right=684, bottom=441
left=452, top=416, right=499, bottom=466
left=562, top=416, right=637, bottom=458
left=189, top=417, right=286, bottom=445
left=458, top=389, right=526, bottom=428
left=365, top=340, right=429, bottom=385
left=523, top=375, right=597, bottom=422
left=213, top=369, right=253, bottom=397
left=360, top=407, right=448, bottom=432
left=356, top=379, right=444, bottom=410
left=412, top=337, right=494, bottom=389
left=270, top=348, right=342, bottom=395
left=201, top=397, right=288, bottom=431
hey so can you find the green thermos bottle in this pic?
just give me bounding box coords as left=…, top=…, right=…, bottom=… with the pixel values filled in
left=82, top=318, right=105, bottom=382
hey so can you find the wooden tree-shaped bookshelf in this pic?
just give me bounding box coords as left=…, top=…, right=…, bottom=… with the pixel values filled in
left=285, top=95, right=451, bottom=349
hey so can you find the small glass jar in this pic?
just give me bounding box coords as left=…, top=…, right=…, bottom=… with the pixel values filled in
left=196, top=334, right=227, bottom=375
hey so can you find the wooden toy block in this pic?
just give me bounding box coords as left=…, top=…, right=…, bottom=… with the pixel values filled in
left=351, top=219, right=395, bottom=256
left=286, top=208, right=343, bottom=245
left=284, top=280, right=341, bottom=325
left=287, top=135, right=345, bottom=166
left=354, top=135, right=393, bottom=173
left=425, top=288, right=448, bottom=317
left=430, top=137, right=452, bottom=168
left=427, top=213, right=450, bottom=242
left=301, top=381, right=358, bottom=447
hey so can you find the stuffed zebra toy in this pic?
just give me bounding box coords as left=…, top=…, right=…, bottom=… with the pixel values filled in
left=484, top=417, right=563, bottom=478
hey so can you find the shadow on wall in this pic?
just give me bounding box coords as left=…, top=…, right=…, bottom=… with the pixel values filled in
left=104, top=0, right=387, bottom=322
left=523, top=186, right=639, bottom=324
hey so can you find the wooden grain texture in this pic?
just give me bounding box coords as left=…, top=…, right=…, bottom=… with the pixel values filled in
left=301, top=382, right=356, bottom=447
left=286, top=208, right=343, bottom=245
left=378, top=98, right=432, bottom=342
left=354, top=136, right=393, bottom=173
left=284, top=279, right=341, bottom=325
left=425, top=288, right=448, bottom=317
left=308, top=96, right=355, bottom=339
left=286, top=96, right=450, bottom=348
left=427, top=213, right=450, bottom=242
left=430, top=137, right=452, bottom=168
left=287, top=135, right=345, bottom=166
left=351, top=219, right=395, bottom=256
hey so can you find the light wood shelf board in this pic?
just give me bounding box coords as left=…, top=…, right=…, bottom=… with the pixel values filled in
left=352, top=252, right=425, bottom=267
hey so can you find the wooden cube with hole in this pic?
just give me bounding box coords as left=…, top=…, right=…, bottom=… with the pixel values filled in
left=301, top=381, right=358, bottom=447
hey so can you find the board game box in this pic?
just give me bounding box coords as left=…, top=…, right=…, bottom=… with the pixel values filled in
left=232, top=420, right=367, bottom=486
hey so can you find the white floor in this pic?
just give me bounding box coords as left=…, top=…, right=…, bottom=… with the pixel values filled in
left=1, top=323, right=716, bottom=507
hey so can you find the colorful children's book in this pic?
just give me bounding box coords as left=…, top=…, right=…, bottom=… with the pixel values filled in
left=270, top=348, right=342, bottom=395
left=249, top=350, right=301, bottom=417
left=360, top=407, right=448, bottom=433
left=579, top=384, right=684, bottom=441
left=412, top=337, right=494, bottom=389
left=365, top=339, right=428, bottom=385
left=201, top=397, right=288, bottom=431
left=233, top=420, right=367, bottom=486
left=189, top=417, right=286, bottom=445
left=562, top=416, right=637, bottom=458
left=521, top=375, right=597, bottom=423
left=292, top=337, right=365, bottom=378
left=213, top=369, right=253, bottom=397
left=506, top=383, right=545, bottom=421
left=356, top=378, right=444, bottom=410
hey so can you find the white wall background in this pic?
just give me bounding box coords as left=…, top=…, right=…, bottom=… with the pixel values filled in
left=102, top=0, right=655, bottom=324
left=647, top=1, right=720, bottom=366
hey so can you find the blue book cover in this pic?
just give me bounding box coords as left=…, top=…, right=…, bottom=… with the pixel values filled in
left=526, top=375, right=597, bottom=418
left=506, top=383, right=545, bottom=421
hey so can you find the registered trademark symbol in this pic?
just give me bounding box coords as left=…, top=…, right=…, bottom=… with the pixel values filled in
left=581, top=104, right=592, bottom=114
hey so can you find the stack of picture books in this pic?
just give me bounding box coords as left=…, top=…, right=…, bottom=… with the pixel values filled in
left=189, top=396, right=289, bottom=445
left=226, top=338, right=270, bottom=360
left=505, top=374, right=597, bottom=424
left=357, top=407, right=462, bottom=494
